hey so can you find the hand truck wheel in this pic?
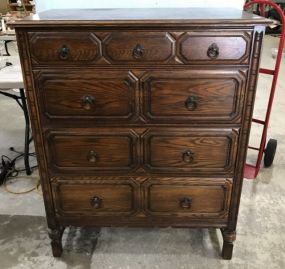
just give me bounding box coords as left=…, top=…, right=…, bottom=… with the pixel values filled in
left=264, top=139, right=277, bottom=167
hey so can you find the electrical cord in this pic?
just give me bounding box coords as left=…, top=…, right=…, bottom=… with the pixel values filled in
left=0, top=149, right=40, bottom=194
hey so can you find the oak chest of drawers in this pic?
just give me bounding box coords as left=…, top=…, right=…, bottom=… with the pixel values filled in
left=12, top=8, right=270, bottom=259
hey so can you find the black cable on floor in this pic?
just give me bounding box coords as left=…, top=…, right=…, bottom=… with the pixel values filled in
left=0, top=151, right=40, bottom=194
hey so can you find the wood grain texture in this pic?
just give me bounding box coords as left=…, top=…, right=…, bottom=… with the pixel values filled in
left=46, top=129, right=139, bottom=173
left=141, top=69, right=247, bottom=123
left=13, top=9, right=267, bottom=259
left=143, top=128, right=239, bottom=174
left=52, top=179, right=139, bottom=216
left=103, top=32, right=175, bottom=64
left=9, top=8, right=271, bottom=27
left=34, top=70, right=138, bottom=123
left=29, top=32, right=101, bottom=65
left=178, top=31, right=252, bottom=64
left=143, top=178, right=232, bottom=219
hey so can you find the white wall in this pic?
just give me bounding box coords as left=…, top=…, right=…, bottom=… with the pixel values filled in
left=36, top=0, right=245, bottom=13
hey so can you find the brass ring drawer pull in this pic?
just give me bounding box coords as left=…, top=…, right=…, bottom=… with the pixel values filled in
left=90, top=196, right=102, bottom=209
left=87, top=150, right=97, bottom=163
left=58, top=45, right=70, bottom=60
left=182, top=150, right=194, bottom=164
left=185, top=95, right=199, bottom=111
left=133, top=44, right=145, bottom=59
left=81, top=95, right=95, bottom=110
left=180, top=197, right=192, bottom=209
left=207, top=43, right=219, bottom=59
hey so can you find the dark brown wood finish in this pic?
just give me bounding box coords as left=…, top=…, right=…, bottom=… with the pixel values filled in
left=11, top=8, right=269, bottom=259
left=34, top=70, right=138, bottom=123
left=142, top=128, right=239, bottom=174
left=141, top=69, right=247, bottom=123
left=46, top=129, right=139, bottom=173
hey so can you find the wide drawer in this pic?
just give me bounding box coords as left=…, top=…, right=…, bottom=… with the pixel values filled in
left=178, top=31, right=252, bottom=64
left=143, top=128, right=239, bottom=174
left=142, top=69, right=247, bottom=123
left=143, top=178, right=232, bottom=219
left=28, top=30, right=252, bottom=66
left=28, top=31, right=101, bottom=65
left=46, top=129, right=139, bottom=173
left=34, top=70, right=138, bottom=123
left=52, top=179, right=139, bottom=216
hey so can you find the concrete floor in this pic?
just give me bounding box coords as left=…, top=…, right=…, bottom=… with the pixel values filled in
left=0, top=35, right=285, bottom=269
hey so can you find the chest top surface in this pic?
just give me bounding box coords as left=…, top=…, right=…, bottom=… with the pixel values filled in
left=10, top=8, right=270, bottom=27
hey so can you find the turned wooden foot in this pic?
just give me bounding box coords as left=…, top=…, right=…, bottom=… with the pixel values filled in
left=221, top=229, right=236, bottom=260
left=48, top=226, right=65, bottom=257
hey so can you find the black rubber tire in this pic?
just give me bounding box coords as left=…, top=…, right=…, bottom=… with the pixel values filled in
left=264, top=139, right=277, bottom=168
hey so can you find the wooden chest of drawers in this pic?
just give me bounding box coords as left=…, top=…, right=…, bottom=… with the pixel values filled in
left=12, top=8, right=270, bottom=259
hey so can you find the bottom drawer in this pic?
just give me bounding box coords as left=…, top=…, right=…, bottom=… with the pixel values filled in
left=143, top=178, right=232, bottom=219
left=51, top=177, right=232, bottom=222
left=52, top=179, right=139, bottom=216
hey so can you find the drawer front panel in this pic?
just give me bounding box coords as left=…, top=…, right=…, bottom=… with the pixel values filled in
left=143, top=178, right=232, bottom=219
left=178, top=31, right=252, bottom=64
left=46, top=130, right=139, bottom=173
left=34, top=70, right=138, bottom=123
left=103, top=32, right=175, bottom=64
left=29, top=32, right=101, bottom=65
left=142, top=69, right=247, bottom=123
left=52, top=179, right=139, bottom=216
left=143, top=128, right=239, bottom=174
left=28, top=30, right=252, bottom=66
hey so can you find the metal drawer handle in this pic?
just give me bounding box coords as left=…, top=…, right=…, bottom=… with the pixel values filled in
left=207, top=43, right=219, bottom=59
left=58, top=45, right=70, bottom=60
left=81, top=95, right=95, bottom=110
left=185, top=95, right=199, bottom=111
left=87, top=150, right=97, bottom=163
left=90, top=196, right=102, bottom=209
left=133, top=44, right=145, bottom=59
left=180, top=197, right=192, bottom=209
left=182, top=150, right=194, bottom=164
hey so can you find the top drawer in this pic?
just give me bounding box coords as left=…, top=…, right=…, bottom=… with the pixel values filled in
left=28, top=30, right=252, bottom=66
left=28, top=32, right=101, bottom=65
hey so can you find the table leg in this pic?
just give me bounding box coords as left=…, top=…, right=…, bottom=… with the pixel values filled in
left=19, top=88, right=32, bottom=175
left=4, top=41, right=11, bottom=56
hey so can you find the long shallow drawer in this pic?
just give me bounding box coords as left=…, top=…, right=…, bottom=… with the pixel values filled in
left=28, top=32, right=101, bottom=65
left=143, top=128, right=239, bottom=174
left=52, top=179, right=139, bottom=216
left=142, top=69, right=247, bottom=123
left=28, top=30, right=252, bottom=66
left=34, top=70, right=138, bottom=123
left=46, top=129, right=139, bottom=173
left=143, top=178, right=232, bottom=219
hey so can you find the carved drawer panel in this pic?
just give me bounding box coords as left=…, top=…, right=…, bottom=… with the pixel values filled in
left=103, top=32, right=175, bottom=64
left=142, top=69, right=247, bottom=123
left=143, top=128, right=239, bottom=174
left=28, top=32, right=101, bottom=65
left=52, top=178, right=139, bottom=216
left=46, top=129, right=139, bottom=173
left=178, top=31, right=252, bottom=64
left=34, top=70, right=138, bottom=123
left=143, top=178, right=232, bottom=219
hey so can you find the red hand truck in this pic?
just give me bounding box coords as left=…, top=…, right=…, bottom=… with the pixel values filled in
left=243, top=0, right=285, bottom=179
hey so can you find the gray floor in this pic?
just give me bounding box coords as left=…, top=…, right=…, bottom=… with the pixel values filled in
left=0, top=35, right=285, bottom=269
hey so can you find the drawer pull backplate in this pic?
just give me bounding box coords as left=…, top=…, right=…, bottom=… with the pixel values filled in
left=180, top=197, right=192, bottom=209
left=182, top=150, right=194, bottom=164
left=90, top=196, right=102, bottom=209
left=58, top=45, right=70, bottom=60
left=207, top=43, right=219, bottom=59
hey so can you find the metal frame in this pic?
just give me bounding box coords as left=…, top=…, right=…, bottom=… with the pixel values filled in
left=244, top=0, right=285, bottom=179
left=0, top=88, right=32, bottom=175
